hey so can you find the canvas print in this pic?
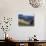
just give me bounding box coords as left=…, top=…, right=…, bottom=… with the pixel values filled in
left=18, top=14, right=34, bottom=26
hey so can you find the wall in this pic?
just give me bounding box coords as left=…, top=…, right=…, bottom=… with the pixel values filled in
left=0, top=0, right=46, bottom=40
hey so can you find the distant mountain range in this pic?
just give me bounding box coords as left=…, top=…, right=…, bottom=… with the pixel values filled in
left=18, top=14, right=34, bottom=21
